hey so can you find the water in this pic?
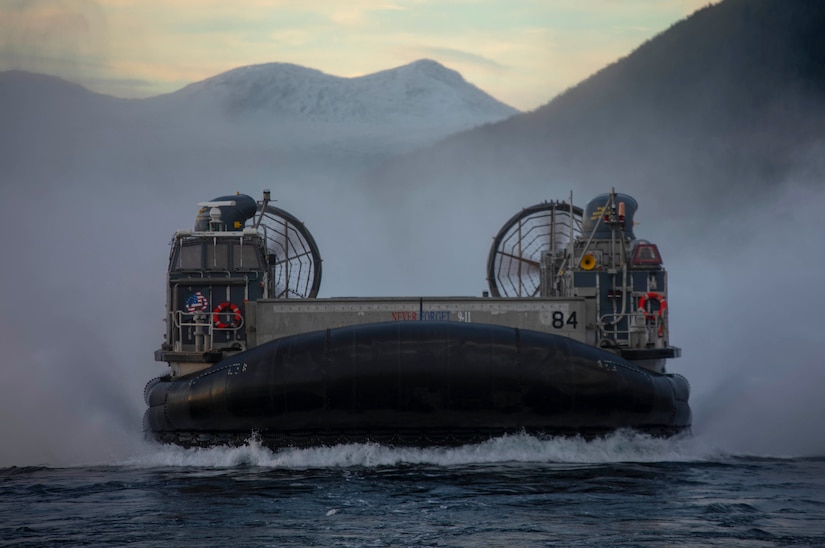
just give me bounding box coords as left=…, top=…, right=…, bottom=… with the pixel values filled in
left=2, top=432, right=823, bottom=547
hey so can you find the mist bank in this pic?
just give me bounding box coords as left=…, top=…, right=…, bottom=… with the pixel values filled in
left=3, top=168, right=823, bottom=466
left=3, top=0, right=825, bottom=466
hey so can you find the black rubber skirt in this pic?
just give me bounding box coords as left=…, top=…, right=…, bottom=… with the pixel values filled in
left=144, top=321, right=691, bottom=448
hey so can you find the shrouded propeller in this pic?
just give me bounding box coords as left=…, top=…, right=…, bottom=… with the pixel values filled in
left=255, top=199, right=322, bottom=299
left=487, top=201, right=582, bottom=297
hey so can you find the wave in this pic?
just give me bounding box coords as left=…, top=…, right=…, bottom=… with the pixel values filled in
left=118, top=429, right=734, bottom=470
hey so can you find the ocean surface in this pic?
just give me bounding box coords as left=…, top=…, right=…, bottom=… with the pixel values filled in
left=2, top=431, right=823, bottom=547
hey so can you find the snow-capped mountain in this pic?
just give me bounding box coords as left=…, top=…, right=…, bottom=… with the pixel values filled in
left=1, top=59, right=520, bottom=179
left=157, top=59, right=518, bottom=128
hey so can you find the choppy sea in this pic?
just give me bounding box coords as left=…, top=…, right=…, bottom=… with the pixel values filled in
left=2, top=431, right=823, bottom=547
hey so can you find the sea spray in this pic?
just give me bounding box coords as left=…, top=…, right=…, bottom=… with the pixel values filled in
left=123, top=430, right=722, bottom=470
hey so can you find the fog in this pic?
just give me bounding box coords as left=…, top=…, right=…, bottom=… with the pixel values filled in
left=664, top=179, right=825, bottom=456
left=0, top=97, right=477, bottom=466
left=2, top=85, right=824, bottom=467
left=360, top=135, right=825, bottom=458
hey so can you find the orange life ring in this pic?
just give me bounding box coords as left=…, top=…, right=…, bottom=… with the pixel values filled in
left=638, top=292, right=666, bottom=321
left=213, top=301, right=242, bottom=329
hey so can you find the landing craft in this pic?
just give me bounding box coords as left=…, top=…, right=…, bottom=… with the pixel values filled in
left=144, top=190, right=691, bottom=447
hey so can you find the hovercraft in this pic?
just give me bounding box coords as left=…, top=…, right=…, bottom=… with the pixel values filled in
left=144, top=190, right=691, bottom=448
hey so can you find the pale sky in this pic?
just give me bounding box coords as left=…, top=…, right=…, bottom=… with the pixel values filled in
left=0, top=0, right=718, bottom=111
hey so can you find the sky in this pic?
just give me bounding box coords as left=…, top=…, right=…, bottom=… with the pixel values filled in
left=1, top=0, right=718, bottom=111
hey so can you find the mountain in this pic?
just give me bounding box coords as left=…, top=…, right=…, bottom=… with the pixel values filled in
left=157, top=59, right=518, bottom=127
left=0, top=59, right=518, bottom=186
left=0, top=59, right=517, bottom=126
left=366, top=0, right=825, bottom=216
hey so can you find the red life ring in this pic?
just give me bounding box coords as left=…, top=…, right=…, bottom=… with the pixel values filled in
left=213, top=302, right=242, bottom=328
left=638, top=292, right=667, bottom=321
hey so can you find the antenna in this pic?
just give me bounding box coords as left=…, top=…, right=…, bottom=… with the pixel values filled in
left=254, top=190, right=271, bottom=230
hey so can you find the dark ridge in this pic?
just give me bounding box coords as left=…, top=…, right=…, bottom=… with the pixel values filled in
left=367, top=0, right=825, bottom=207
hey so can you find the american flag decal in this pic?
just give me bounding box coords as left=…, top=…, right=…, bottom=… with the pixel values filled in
left=185, top=291, right=209, bottom=312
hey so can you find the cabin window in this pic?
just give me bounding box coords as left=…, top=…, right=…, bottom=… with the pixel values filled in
left=206, top=242, right=230, bottom=270
left=233, top=243, right=261, bottom=270
left=175, top=243, right=202, bottom=270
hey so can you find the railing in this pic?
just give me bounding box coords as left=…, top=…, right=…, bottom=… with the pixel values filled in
left=172, top=310, right=245, bottom=352
left=598, top=311, right=667, bottom=350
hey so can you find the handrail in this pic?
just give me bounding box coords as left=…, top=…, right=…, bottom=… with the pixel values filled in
left=174, top=310, right=245, bottom=329
left=172, top=310, right=245, bottom=352
left=598, top=311, right=667, bottom=349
